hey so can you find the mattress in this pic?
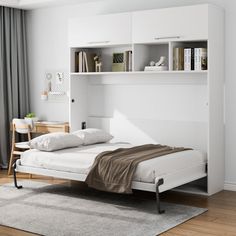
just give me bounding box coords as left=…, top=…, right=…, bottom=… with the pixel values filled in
left=20, top=143, right=207, bottom=184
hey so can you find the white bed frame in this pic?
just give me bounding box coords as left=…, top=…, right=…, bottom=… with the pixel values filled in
left=13, top=159, right=206, bottom=214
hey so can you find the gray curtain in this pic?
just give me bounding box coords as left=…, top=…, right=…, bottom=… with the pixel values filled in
left=0, top=7, right=30, bottom=168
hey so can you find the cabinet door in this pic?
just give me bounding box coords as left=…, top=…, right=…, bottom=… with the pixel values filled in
left=133, top=5, right=208, bottom=43
left=68, top=13, right=132, bottom=47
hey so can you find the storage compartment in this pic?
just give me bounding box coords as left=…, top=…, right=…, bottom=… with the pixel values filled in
left=68, top=12, right=132, bottom=47
left=132, top=5, right=208, bottom=43
left=133, top=43, right=169, bottom=71
left=173, top=177, right=208, bottom=195
left=170, top=41, right=208, bottom=71
left=70, top=45, right=133, bottom=73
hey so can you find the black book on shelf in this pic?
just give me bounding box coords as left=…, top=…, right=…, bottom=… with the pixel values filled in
left=75, top=51, right=80, bottom=72
left=79, top=51, right=83, bottom=72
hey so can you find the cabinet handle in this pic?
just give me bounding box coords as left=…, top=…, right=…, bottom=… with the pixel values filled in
left=154, top=36, right=181, bottom=40
left=88, top=40, right=110, bottom=44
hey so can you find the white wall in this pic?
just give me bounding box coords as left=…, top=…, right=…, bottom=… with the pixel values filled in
left=27, top=0, right=236, bottom=188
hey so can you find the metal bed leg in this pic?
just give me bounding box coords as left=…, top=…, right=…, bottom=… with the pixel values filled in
left=156, top=178, right=165, bottom=214
left=13, top=163, right=23, bottom=189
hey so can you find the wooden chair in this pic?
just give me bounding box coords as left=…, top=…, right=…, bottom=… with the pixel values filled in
left=8, top=118, right=33, bottom=175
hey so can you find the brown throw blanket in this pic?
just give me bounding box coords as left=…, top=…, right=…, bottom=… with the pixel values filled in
left=85, top=144, right=191, bottom=194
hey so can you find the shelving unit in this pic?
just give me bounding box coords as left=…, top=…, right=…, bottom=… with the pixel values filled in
left=70, top=41, right=208, bottom=74
left=68, top=4, right=224, bottom=196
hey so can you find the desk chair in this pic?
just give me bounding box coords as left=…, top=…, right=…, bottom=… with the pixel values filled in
left=8, top=119, right=33, bottom=175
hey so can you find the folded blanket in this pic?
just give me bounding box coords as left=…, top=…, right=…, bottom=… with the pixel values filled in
left=85, top=144, right=191, bottom=193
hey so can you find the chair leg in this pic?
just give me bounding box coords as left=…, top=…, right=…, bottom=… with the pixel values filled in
left=8, top=151, right=15, bottom=175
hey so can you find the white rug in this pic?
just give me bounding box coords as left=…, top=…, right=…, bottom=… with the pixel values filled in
left=0, top=181, right=207, bottom=236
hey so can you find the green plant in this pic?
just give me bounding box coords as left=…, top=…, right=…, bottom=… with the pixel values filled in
left=26, top=112, right=36, bottom=118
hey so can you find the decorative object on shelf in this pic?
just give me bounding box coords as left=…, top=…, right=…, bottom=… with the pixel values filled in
left=112, top=51, right=132, bottom=72
left=42, top=70, right=67, bottom=102
left=94, top=55, right=102, bottom=72
left=112, top=52, right=124, bottom=72
left=173, top=47, right=184, bottom=70
left=48, top=91, right=65, bottom=96
left=41, top=91, right=48, bottom=101
left=47, top=80, right=52, bottom=92
left=55, top=72, right=64, bottom=84
left=149, top=61, right=155, bottom=66
left=25, top=112, right=39, bottom=122
left=144, top=56, right=168, bottom=71
left=45, top=72, right=52, bottom=81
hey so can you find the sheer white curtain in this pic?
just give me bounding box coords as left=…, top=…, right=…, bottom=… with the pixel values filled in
left=0, top=6, right=30, bottom=168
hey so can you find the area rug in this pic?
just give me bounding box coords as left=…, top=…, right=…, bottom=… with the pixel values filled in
left=0, top=181, right=207, bottom=236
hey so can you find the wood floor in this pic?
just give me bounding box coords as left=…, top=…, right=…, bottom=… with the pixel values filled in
left=0, top=170, right=236, bottom=236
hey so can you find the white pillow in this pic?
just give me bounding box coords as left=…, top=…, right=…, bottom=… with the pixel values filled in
left=73, top=128, right=113, bottom=145
left=30, top=132, right=83, bottom=151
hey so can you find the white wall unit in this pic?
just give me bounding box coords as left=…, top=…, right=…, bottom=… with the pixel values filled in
left=68, top=12, right=132, bottom=47
left=132, top=5, right=208, bottom=44
left=69, top=4, right=224, bottom=196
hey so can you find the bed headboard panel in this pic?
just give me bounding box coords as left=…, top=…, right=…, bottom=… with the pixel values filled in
left=88, top=117, right=207, bottom=152
left=70, top=76, right=208, bottom=152
left=85, top=80, right=208, bottom=152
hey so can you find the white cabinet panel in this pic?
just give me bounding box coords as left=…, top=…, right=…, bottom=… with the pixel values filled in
left=68, top=13, right=132, bottom=47
left=133, top=5, right=208, bottom=43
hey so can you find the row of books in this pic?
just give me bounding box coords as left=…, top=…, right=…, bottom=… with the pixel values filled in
left=173, top=47, right=207, bottom=71
left=75, top=51, right=96, bottom=72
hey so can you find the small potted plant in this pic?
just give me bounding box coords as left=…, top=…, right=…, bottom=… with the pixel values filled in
left=25, top=112, right=39, bottom=122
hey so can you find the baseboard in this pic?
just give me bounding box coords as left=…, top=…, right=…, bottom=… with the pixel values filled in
left=224, top=182, right=236, bottom=191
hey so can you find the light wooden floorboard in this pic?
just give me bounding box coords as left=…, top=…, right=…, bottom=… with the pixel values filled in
left=0, top=170, right=236, bottom=236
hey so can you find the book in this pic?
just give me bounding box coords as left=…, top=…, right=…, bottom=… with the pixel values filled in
left=84, top=52, right=96, bottom=72
left=79, top=51, right=83, bottom=72
left=184, top=48, right=195, bottom=71
left=173, top=47, right=184, bottom=70
left=194, top=48, right=207, bottom=70
left=184, top=48, right=191, bottom=71
left=200, top=48, right=207, bottom=70
left=124, top=51, right=129, bottom=72
left=190, top=48, right=195, bottom=70
left=194, top=48, right=200, bottom=70
left=128, top=51, right=132, bottom=71
left=75, top=51, right=80, bottom=72
left=82, top=52, right=85, bottom=72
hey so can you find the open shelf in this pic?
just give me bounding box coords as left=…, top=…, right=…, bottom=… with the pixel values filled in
left=70, top=70, right=208, bottom=76
left=71, top=45, right=132, bottom=73
left=172, top=178, right=208, bottom=196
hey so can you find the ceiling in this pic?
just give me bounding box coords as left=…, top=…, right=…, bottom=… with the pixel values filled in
left=0, top=0, right=103, bottom=9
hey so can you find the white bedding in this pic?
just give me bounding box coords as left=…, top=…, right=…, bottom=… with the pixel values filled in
left=20, top=143, right=207, bottom=184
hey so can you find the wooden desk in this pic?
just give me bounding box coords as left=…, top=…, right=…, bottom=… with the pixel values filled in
left=32, top=122, right=70, bottom=133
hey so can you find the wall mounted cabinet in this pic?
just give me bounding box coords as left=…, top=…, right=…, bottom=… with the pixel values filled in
left=68, top=12, right=132, bottom=47
left=68, top=4, right=224, bottom=196
left=132, top=5, right=208, bottom=43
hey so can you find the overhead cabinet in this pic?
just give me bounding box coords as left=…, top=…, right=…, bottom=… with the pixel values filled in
left=132, top=5, right=208, bottom=43
left=68, top=12, right=132, bottom=47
